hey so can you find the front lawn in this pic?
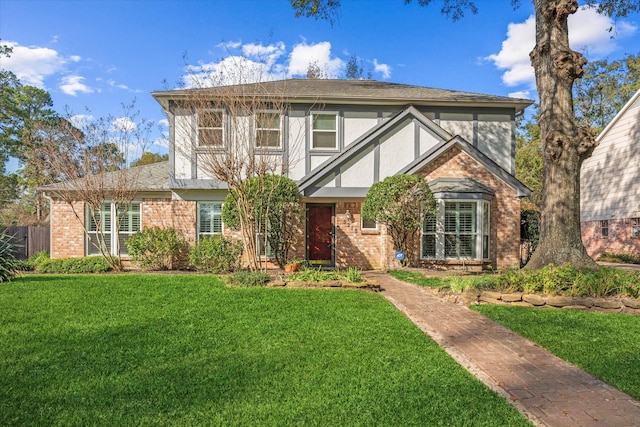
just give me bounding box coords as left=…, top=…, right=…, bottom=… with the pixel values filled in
left=0, top=274, right=530, bottom=426
left=473, top=305, right=640, bottom=400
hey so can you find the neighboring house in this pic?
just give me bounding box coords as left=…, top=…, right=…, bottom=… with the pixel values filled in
left=581, top=89, right=640, bottom=259
left=43, top=79, right=532, bottom=270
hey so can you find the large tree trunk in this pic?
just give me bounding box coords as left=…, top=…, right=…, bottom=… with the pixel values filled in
left=527, top=0, right=597, bottom=269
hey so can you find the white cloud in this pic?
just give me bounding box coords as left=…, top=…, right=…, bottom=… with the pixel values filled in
left=2, top=41, right=66, bottom=87
left=60, top=75, right=93, bottom=96
left=183, top=54, right=286, bottom=87
left=111, top=117, right=137, bottom=132
left=69, top=55, right=81, bottom=62
left=69, top=114, right=94, bottom=129
left=107, top=79, right=129, bottom=90
left=373, top=59, right=391, bottom=79
left=158, top=119, right=169, bottom=128
left=487, top=7, right=638, bottom=88
left=508, top=90, right=531, bottom=99
left=288, top=41, right=344, bottom=78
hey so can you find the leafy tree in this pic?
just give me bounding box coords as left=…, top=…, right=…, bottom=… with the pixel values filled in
left=131, top=151, right=169, bottom=167
left=222, top=175, right=303, bottom=269
left=291, top=0, right=640, bottom=269
left=362, top=175, right=435, bottom=266
left=574, top=53, right=640, bottom=133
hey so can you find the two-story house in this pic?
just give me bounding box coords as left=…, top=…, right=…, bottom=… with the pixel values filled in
left=45, top=79, right=531, bottom=270
left=581, top=89, right=640, bottom=259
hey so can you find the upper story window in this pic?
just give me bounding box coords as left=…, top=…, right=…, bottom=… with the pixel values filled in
left=198, top=202, right=223, bottom=240
left=311, top=112, right=337, bottom=150
left=255, top=111, right=281, bottom=148
left=198, top=110, right=224, bottom=147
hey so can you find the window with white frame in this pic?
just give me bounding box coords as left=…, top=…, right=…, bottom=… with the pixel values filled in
left=311, top=112, right=337, bottom=149
left=198, top=202, right=223, bottom=239
left=361, top=218, right=377, bottom=231
left=198, top=110, right=224, bottom=147
left=255, top=217, right=274, bottom=257
left=601, top=220, right=609, bottom=238
left=255, top=111, right=281, bottom=148
left=421, top=200, right=490, bottom=260
left=87, top=202, right=140, bottom=256
left=632, top=218, right=640, bottom=238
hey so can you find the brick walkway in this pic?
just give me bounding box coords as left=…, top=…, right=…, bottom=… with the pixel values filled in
left=367, top=272, right=640, bottom=427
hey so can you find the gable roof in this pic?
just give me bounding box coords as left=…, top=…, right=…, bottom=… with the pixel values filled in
left=400, top=135, right=530, bottom=197
left=596, top=89, right=640, bottom=142
left=152, top=79, right=532, bottom=112
left=39, top=161, right=170, bottom=194
left=297, top=104, right=451, bottom=192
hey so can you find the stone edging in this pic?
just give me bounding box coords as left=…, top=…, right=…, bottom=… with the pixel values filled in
left=267, top=279, right=381, bottom=292
left=449, top=289, right=640, bottom=314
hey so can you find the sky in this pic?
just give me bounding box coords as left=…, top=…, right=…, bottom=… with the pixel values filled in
left=1, top=0, right=639, bottom=165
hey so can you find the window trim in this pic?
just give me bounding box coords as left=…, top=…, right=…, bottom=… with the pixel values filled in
left=86, top=201, right=141, bottom=256
left=254, top=110, right=282, bottom=149
left=310, top=111, right=339, bottom=151
left=197, top=202, right=224, bottom=241
left=197, top=109, right=225, bottom=148
left=420, top=199, right=490, bottom=261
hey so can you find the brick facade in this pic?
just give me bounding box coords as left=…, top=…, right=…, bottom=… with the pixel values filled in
left=49, top=199, right=86, bottom=258
left=49, top=148, right=523, bottom=271
left=582, top=218, right=640, bottom=259
left=417, top=147, right=522, bottom=269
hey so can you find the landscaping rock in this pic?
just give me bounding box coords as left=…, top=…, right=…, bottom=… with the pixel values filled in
left=622, top=297, right=640, bottom=309
left=461, top=290, right=479, bottom=305
left=562, top=305, right=588, bottom=311
left=481, top=291, right=503, bottom=301
left=593, top=299, right=623, bottom=309
left=546, top=296, right=576, bottom=307
left=501, top=293, right=523, bottom=302
left=286, top=281, right=308, bottom=288
left=267, top=280, right=286, bottom=287
left=341, top=281, right=369, bottom=289
left=523, top=294, right=546, bottom=306
left=479, top=295, right=506, bottom=305
left=511, top=301, right=534, bottom=307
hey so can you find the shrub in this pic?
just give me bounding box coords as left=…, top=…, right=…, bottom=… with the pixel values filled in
left=126, top=227, right=185, bottom=270
left=228, top=270, right=271, bottom=287
left=15, top=251, right=50, bottom=271
left=0, top=232, right=18, bottom=282
left=189, top=236, right=243, bottom=273
left=35, top=256, right=112, bottom=273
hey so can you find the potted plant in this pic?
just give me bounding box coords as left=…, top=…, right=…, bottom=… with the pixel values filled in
left=285, top=259, right=304, bottom=272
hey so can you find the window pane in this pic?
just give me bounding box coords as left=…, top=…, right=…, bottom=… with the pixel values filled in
left=313, top=114, right=336, bottom=130
left=257, top=112, right=279, bottom=129
left=423, top=213, right=436, bottom=233
left=313, top=132, right=336, bottom=149
left=199, top=202, right=223, bottom=238
left=200, top=111, right=222, bottom=128
left=422, top=235, right=436, bottom=258
left=362, top=218, right=377, bottom=230
left=257, top=129, right=280, bottom=147
left=199, top=128, right=223, bottom=146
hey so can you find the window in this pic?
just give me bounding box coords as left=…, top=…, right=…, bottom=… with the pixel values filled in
left=444, top=202, right=477, bottom=258
left=421, top=200, right=490, bottom=260
left=601, top=220, right=609, bottom=238
left=198, top=202, right=223, bottom=239
left=255, top=112, right=281, bottom=148
left=87, top=202, right=140, bottom=256
left=198, top=110, right=224, bottom=147
left=255, top=217, right=274, bottom=257
left=311, top=112, right=337, bottom=149
left=361, top=217, right=378, bottom=231
left=632, top=218, right=640, bottom=238
left=421, top=211, right=436, bottom=258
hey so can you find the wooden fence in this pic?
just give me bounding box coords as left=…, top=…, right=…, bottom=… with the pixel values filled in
left=1, top=226, right=50, bottom=260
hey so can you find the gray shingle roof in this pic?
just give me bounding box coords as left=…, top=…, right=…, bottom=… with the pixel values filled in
left=152, top=79, right=532, bottom=111
left=39, top=161, right=170, bottom=193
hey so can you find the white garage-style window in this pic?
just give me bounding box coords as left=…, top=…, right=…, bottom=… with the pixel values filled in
left=87, top=202, right=141, bottom=256
left=421, top=199, right=490, bottom=261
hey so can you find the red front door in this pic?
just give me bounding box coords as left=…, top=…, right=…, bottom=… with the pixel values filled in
left=307, top=204, right=334, bottom=265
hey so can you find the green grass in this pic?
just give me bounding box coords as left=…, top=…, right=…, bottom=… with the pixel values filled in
left=389, top=269, right=447, bottom=288
left=473, top=305, right=640, bottom=400
left=0, top=274, right=531, bottom=426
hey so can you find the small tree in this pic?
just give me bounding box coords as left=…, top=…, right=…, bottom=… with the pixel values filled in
left=362, top=174, right=435, bottom=266
left=222, top=175, right=302, bottom=269
left=37, top=103, right=153, bottom=271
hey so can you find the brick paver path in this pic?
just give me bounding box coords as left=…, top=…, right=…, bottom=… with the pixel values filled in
left=369, top=272, right=640, bottom=427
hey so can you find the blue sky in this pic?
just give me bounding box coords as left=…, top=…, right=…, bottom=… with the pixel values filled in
left=1, top=0, right=639, bottom=162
